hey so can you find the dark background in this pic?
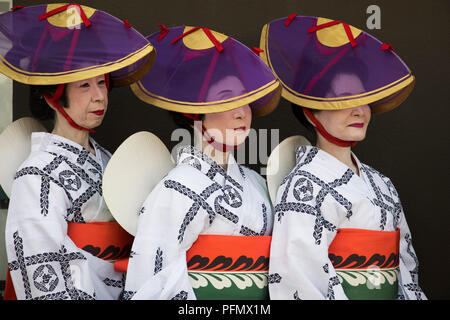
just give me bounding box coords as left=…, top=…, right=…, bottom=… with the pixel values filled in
left=12, top=0, right=450, bottom=299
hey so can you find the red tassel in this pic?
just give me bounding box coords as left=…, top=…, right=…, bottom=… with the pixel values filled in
left=251, top=47, right=264, bottom=56
left=123, top=19, right=132, bottom=28
left=10, top=5, right=25, bottom=11
left=381, top=42, right=395, bottom=52
left=284, top=14, right=298, bottom=27
left=157, top=24, right=169, bottom=41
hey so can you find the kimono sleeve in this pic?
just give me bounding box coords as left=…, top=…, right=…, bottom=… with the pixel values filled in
left=268, top=175, right=348, bottom=300
left=389, top=182, right=427, bottom=300
left=5, top=168, right=119, bottom=300
left=124, top=167, right=211, bottom=300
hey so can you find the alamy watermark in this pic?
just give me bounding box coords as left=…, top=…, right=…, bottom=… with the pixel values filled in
left=66, top=5, right=84, bottom=29
left=366, top=5, right=381, bottom=30
left=170, top=123, right=281, bottom=175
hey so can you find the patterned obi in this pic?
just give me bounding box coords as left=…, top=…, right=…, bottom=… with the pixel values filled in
left=187, top=235, right=271, bottom=300
left=67, top=221, right=134, bottom=262
left=328, top=228, right=400, bottom=300
left=114, top=234, right=271, bottom=300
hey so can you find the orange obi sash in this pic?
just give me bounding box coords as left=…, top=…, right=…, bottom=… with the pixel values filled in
left=67, top=221, right=134, bottom=261
left=328, top=228, right=400, bottom=300
left=114, top=234, right=271, bottom=300
left=187, top=235, right=271, bottom=300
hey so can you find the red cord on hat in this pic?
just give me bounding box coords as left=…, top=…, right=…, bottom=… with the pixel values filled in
left=251, top=47, right=264, bottom=55
left=182, top=113, right=213, bottom=144
left=182, top=114, right=240, bottom=152
left=202, top=27, right=224, bottom=52
left=182, top=113, right=200, bottom=121
left=39, top=3, right=91, bottom=28
left=105, top=73, right=110, bottom=91
left=308, top=20, right=357, bottom=48
left=171, top=26, right=224, bottom=52
left=43, top=84, right=95, bottom=133
left=302, top=107, right=356, bottom=147
left=308, top=19, right=341, bottom=33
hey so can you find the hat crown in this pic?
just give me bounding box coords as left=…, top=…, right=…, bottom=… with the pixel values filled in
left=44, top=3, right=95, bottom=29
left=181, top=26, right=228, bottom=50
left=314, top=17, right=362, bottom=48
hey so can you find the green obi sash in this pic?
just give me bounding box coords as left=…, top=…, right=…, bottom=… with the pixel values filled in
left=328, top=228, right=400, bottom=300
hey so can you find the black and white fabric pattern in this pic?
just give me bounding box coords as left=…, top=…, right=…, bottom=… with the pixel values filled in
left=269, top=145, right=426, bottom=300
left=124, top=145, right=273, bottom=300
left=6, top=132, right=124, bottom=300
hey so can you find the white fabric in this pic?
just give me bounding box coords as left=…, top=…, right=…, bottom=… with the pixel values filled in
left=6, top=132, right=124, bottom=300
left=124, top=145, right=273, bottom=300
left=268, top=145, right=426, bottom=300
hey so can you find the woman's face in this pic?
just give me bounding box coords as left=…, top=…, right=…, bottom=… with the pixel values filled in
left=202, top=75, right=252, bottom=146
left=62, top=75, right=108, bottom=129
left=314, top=73, right=371, bottom=142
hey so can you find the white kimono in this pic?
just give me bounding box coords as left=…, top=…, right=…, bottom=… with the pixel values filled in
left=6, top=132, right=124, bottom=300
left=124, top=145, right=273, bottom=300
left=269, top=146, right=426, bottom=300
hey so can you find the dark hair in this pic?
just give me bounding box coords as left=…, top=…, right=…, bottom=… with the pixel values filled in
left=291, top=103, right=312, bottom=130
left=291, top=103, right=318, bottom=144
left=169, top=111, right=205, bottom=135
left=29, top=85, right=68, bottom=121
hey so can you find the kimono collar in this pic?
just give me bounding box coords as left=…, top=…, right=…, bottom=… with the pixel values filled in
left=31, top=132, right=104, bottom=169
left=295, top=145, right=363, bottom=176
left=177, top=145, right=245, bottom=190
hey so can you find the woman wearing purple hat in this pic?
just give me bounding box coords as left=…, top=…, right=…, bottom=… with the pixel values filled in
left=260, top=15, right=425, bottom=300
left=121, top=25, right=281, bottom=300
left=0, top=4, right=154, bottom=299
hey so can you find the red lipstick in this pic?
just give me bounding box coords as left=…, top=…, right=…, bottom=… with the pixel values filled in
left=92, top=110, right=105, bottom=116
left=348, top=123, right=364, bottom=128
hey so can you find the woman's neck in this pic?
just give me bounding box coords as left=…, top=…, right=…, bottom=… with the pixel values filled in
left=52, top=119, right=94, bottom=155
left=193, top=128, right=229, bottom=170
left=316, top=133, right=359, bottom=175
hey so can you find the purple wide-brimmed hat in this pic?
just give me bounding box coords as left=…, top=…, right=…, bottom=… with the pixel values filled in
left=131, top=25, right=281, bottom=116
left=0, top=3, right=155, bottom=87
left=259, top=15, right=415, bottom=114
